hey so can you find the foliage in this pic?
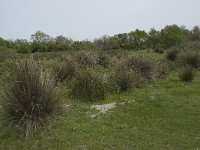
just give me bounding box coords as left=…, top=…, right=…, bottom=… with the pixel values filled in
left=179, top=66, right=195, bottom=82
left=166, top=48, right=179, bottom=61
left=96, top=52, right=110, bottom=67
left=0, top=58, right=64, bottom=135
left=53, top=57, right=77, bottom=82
left=1, top=25, right=200, bottom=53
left=31, top=31, right=50, bottom=43
left=75, top=51, right=97, bottom=68
left=125, top=55, right=155, bottom=81
left=113, top=55, right=168, bottom=91
left=128, top=29, right=148, bottom=49
left=147, top=28, right=161, bottom=49
left=160, top=25, right=187, bottom=49
left=113, top=65, right=141, bottom=91
left=71, top=68, right=107, bottom=101
left=177, top=50, right=200, bottom=68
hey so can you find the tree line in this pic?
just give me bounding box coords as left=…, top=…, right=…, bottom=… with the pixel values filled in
left=0, top=24, right=200, bottom=53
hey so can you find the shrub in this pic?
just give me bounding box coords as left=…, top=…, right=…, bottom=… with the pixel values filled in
left=126, top=55, right=155, bottom=81
left=179, top=66, right=195, bottom=82
left=177, top=50, right=200, bottom=68
left=166, top=48, right=179, bottom=61
left=53, top=58, right=77, bottom=82
left=71, top=69, right=107, bottom=101
left=153, top=61, right=169, bottom=80
left=75, top=51, right=97, bottom=68
left=154, top=48, right=164, bottom=54
left=96, top=53, right=109, bottom=68
left=0, top=58, right=63, bottom=135
left=113, top=66, right=141, bottom=91
left=113, top=55, right=168, bottom=91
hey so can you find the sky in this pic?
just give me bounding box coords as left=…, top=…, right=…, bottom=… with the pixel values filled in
left=0, top=0, right=200, bottom=41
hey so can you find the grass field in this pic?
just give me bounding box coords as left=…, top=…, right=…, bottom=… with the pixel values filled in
left=0, top=50, right=200, bottom=149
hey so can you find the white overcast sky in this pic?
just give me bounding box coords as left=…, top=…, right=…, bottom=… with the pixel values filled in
left=0, top=0, right=200, bottom=41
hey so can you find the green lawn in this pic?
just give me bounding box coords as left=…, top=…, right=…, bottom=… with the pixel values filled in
left=0, top=71, right=200, bottom=149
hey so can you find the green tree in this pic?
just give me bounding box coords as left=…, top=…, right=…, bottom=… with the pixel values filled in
left=160, top=25, right=186, bottom=48
left=31, top=31, right=50, bottom=43
left=147, top=28, right=161, bottom=49
left=190, top=26, right=200, bottom=41
left=129, top=29, right=148, bottom=49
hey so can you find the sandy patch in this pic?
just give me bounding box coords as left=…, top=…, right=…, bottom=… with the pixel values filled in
left=90, top=100, right=135, bottom=118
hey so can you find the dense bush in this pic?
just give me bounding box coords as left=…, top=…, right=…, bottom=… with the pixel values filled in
left=154, top=48, right=164, bottom=54
left=0, top=58, right=63, bottom=135
left=113, top=66, right=141, bottom=91
left=53, top=57, right=77, bottom=82
left=177, top=50, right=200, bottom=68
left=75, top=51, right=97, bottom=68
left=166, top=48, right=179, bottom=61
left=125, top=55, right=155, bottom=82
left=71, top=69, right=107, bottom=101
left=179, top=66, right=194, bottom=82
left=96, top=53, right=110, bottom=68
left=153, top=61, right=169, bottom=80
left=113, top=55, right=168, bottom=91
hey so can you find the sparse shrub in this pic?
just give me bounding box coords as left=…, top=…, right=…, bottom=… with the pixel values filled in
left=166, top=48, right=179, bottom=61
left=96, top=53, right=109, bottom=68
left=179, top=66, right=194, bottom=82
left=126, top=55, right=155, bottom=81
left=154, top=48, right=164, bottom=54
left=75, top=51, right=97, bottom=68
left=71, top=69, right=107, bottom=101
left=113, top=55, right=168, bottom=91
left=0, top=58, right=63, bottom=135
left=53, top=58, right=77, bottom=82
left=113, top=66, right=141, bottom=91
left=153, top=61, right=169, bottom=80
left=177, top=50, right=200, bottom=68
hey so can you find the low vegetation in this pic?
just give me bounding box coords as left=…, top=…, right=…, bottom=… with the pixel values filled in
left=166, top=48, right=179, bottom=61
left=114, top=55, right=168, bottom=91
left=71, top=68, right=107, bottom=101
left=53, top=57, right=77, bottom=82
left=0, top=24, right=200, bottom=149
left=179, top=65, right=195, bottom=82
left=177, top=49, right=200, bottom=68
left=0, top=58, right=64, bottom=135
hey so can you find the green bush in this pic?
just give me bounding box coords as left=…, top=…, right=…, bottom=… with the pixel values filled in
left=113, top=55, right=168, bottom=91
left=75, top=51, right=97, bottom=68
left=71, top=69, right=107, bottom=101
left=0, top=58, right=64, bottom=135
left=154, top=48, right=164, bottom=54
left=177, top=50, right=200, bottom=68
left=53, top=58, right=77, bottom=82
left=153, top=61, right=169, bottom=80
left=179, top=66, right=195, bottom=82
left=113, top=66, right=141, bottom=91
left=166, top=48, right=179, bottom=61
left=96, top=53, right=110, bottom=68
left=126, top=55, right=155, bottom=81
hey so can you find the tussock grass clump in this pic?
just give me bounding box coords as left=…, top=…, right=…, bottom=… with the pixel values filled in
left=53, top=58, right=77, bottom=82
left=113, top=66, right=141, bottom=91
left=71, top=69, right=107, bottom=101
left=179, top=66, right=195, bottom=82
left=177, top=50, right=200, bottom=68
left=0, top=58, right=63, bottom=135
left=166, top=48, right=179, bottom=61
left=114, top=55, right=168, bottom=91
left=126, top=55, right=155, bottom=81
left=96, top=53, right=109, bottom=68
left=153, top=61, right=169, bottom=80
left=154, top=48, right=164, bottom=54
left=75, top=51, right=97, bottom=68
